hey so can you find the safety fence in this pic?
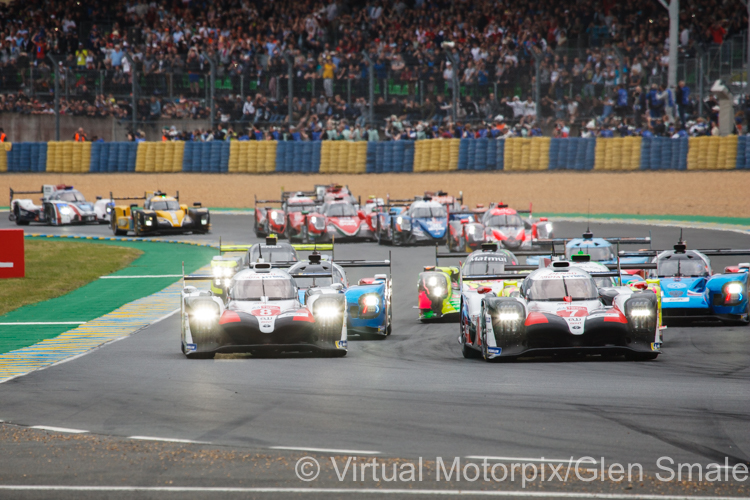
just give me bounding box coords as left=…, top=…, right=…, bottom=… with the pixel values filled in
left=1, top=136, right=748, bottom=174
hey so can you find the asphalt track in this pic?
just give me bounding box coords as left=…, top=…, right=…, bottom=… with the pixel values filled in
left=0, top=214, right=749, bottom=499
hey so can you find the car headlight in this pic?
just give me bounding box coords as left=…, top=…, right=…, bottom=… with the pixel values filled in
left=726, top=283, right=743, bottom=295
left=316, top=306, right=341, bottom=318
left=432, top=286, right=444, bottom=296
left=629, top=308, right=652, bottom=318
left=145, top=219, right=153, bottom=226
left=271, top=211, right=284, bottom=223
left=428, top=276, right=438, bottom=286
left=364, top=295, right=379, bottom=307
left=192, top=306, right=219, bottom=323
left=497, top=312, right=519, bottom=321
left=106, top=206, right=112, bottom=213
left=213, top=266, right=233, bottom=278
left=59, top=207, right=72, bottom=216
left=467, top=226, right=475, bottom=234
left=201, top=216, right=208, bottom=225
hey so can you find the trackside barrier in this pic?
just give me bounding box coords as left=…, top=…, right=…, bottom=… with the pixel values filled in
left=2, top=137, right=750, bottom=173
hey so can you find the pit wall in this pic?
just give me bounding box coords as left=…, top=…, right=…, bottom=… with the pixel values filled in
left=0, top=136, right=748, bottom=174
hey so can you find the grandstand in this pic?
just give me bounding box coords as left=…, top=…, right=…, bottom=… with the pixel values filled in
left=0, top=0, right=747, bottom=141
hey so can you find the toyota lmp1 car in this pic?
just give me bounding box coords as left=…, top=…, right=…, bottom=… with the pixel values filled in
left=618, top=237, right=750, bottom=325
left=9, top=185, right=113, bottom=226
left=376, top=197, right=448, bottom=246
left=110, top=191, right=210, bottom=236
left=459, top=260, right=663, bottom=361
left=181, top=262, right=348, bottom=358
left=289, top=252, right=392, bottom=337
left=418, top=243, right=533, bottom=322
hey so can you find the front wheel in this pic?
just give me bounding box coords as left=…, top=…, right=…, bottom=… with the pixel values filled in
left=186, top=351, right=216, bottom=359
left=461, top=340, right=482, bottom=359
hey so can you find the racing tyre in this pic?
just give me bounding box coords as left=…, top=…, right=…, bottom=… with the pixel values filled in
left=300, top=225, right=309, bottom=244
left=386, top=303, right=392, bottom=335
left=14, top=206, right=29, bottom=226
left=186, top=351, right=216, bottom=360
left=111, top=216, right=126, bottom=236
left=44, top=204, right=56, bottom=226
left=723, top=301, right=750, bottom=326
left=461, top=340, right=482, bottom=359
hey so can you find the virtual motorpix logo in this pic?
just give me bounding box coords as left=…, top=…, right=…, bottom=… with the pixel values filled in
left=295, top=456, right=750, bottom=487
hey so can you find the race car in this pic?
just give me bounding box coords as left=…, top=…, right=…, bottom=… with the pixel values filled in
left=478, top=203, right=553, bottom=251
left=289, top=251, right=392, bottom=337
left=620, top=237, right=750, bottom=325
left=459, top=260, right=663, bottom=361
left=282, top=193, right=320, bottom=242
left=423, top=190, right=464, bottom=212
left=376, top=197, right=448, bottom=246
left=181, top=262, right=347, bottom=359
left=316, top=184, right=357, bottom=205
left=528, top=230, right=652, bottom=274
left=9, top=185, right=112, bottom=226
left=254, top=195, right=288, bottom=238
left=110, top=191, right=209, bottom=236
left=301, top=199, right=375, bottom=243
left=418, top=243, right=532, bottom=322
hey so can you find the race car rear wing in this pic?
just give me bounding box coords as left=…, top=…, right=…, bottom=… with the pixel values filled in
left=619, top=249, right=750, bottom=257
left=254, top=194, right=285, bottom=207
left=9, top=187, right=44, bottom=206
left=109, top=191, right=147, bottom=201
left=334, top=251, right=392, bottom=279
left=536, top=236, right=651, bottom=245
left=282, top=190, right=317, bottom=201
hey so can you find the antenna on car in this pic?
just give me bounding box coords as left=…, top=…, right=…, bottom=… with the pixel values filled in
left=587, top=198, right=591, bottom=234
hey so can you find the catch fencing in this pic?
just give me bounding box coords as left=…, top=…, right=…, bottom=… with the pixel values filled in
left=0, top=136, right=748, bottom=174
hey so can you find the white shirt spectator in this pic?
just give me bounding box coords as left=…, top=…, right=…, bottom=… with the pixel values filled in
left=523, top=99, right=537, bottom=117
left=507, top=98, right=525, bottom=118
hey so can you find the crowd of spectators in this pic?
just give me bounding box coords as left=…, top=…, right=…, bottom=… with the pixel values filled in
left=0, top=0, right=747, bottom=139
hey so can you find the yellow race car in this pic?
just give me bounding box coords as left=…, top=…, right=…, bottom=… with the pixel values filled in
left=110, top=190, right=210, bottom=236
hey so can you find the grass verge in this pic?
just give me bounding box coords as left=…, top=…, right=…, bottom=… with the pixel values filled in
left=0, top=240, right=142, bottom=317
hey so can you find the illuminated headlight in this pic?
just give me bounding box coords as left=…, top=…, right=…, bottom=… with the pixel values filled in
left=428, top=276, right=438, bottom=286
left=726, top=283, right=743, bottom=295
left=363, top=295, right=379, bottom=307
left=192, top=307, right=219, bottom=322
left=310, top=216, right=325, bottom=229
left=201, top=216, right=208, bottom=225
left=213, top=267, right=232, bottom=278
left=316, top=306, right=341, bottom=318
left=432, top=286, right=444, bottom=296
left=467, top=226, right=475, bottom=234
left=397, top=216, right=402, bottom=225
left=271, top=211, right=284, bottom=223
left=497, top=312, right=520, bottom=321
left=630, top=308, right=652, bottom=318
left=546, top=223, right=553, bottom=232
left=145, top=219, right=153, bottom=226
left=59, top=207, right=72, bottom=216
left=106, top=206, right=112, bottom=213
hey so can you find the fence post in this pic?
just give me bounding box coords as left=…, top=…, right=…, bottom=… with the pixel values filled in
left=64, top=67, right=69, bottom=101
left=240, top=75, right=244, bottom=100
left=202, top=52, right=216, bottom=130
left=531, top=50, right=542, bottom=120
left=697, top=47, right=705, bottom=119
left=283, top=52, right=293, bottom=123
left=445, top=50, right=459, bottom=122
left=362, top=51, right=375, bottom=124
left=123, top=53, right=138, bottom=134
left=48, top=54, right=60, bottom=141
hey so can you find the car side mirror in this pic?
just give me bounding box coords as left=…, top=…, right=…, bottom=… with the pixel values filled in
left=193, top=202, right=202, bottom=207
left=96, top=196, right=102, bottom=200
left=599, top=288, right=619, bottom=306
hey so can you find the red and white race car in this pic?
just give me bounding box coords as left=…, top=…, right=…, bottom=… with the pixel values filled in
left=254, top=195, right=288, bottom=238
left=303, top=199, right=375, bottom=243
left=284, top=194, right=320, bottom=242
left=479, top=203, right=553, bottom=251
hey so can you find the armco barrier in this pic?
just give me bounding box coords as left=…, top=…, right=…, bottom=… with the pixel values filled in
left=1, top=137, right=750, bottom=174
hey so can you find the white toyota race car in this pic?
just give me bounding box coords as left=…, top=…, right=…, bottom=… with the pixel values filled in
left=9, top=184, right=113, bottom=226
left=460, top=260, right=662, bottom=361
left=181, top=262, right=348, bottom=358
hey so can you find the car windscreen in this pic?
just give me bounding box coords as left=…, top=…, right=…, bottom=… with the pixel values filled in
left=150, top=200, right=181, bottom=211
left=656, top=254, right=708, bottom=277
left=526, top=274, right=598, bottom=301
left=232, top=278, right=296, bottom=300
left=565, top=246, right=614, bottom=261
left=292, top=268, right=344, bottom=288
left=58, top=191, right=85, bottom=203
left=486, top=214, right=523, bottom=227
left=463, top=256, right=512, bottom=275
left=287, top=204, right=313, bottom=213
left=411, top=206, right=446, bottom=218
left=249, top=246, right=297, bottom=263
left=324, top=203, right=357, bottom=217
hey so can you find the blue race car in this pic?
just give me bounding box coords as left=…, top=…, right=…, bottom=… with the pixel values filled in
left=624, top=240, right=750, bottom=325
left=376, top=197, right=448, bottom=246
left=288, top=252, right=393, bottom=337
left=528, top=230, right=652, bottom=276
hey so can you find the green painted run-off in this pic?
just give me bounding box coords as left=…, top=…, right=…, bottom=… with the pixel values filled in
left=0, top=238, right=216, bottom=354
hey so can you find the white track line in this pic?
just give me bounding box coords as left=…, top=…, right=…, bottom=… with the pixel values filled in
left=0, top=487, right=741, bottom=498
left=99, top=275, right=183, bottom=279
left=270, top=446, right=381, bottom=455
left=30, top=426, right=89, bottom=434
left=129, top=436, right=210, bottom=444
left=0, top=321, right=86, bottom=326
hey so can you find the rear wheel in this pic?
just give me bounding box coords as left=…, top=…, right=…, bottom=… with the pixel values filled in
left=111, top=215, right=126, bottom=236
left=14, top=206, right=29, bottom=226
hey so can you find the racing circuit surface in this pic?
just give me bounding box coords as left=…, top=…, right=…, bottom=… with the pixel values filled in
left=0, top=214, right=749, bottom=498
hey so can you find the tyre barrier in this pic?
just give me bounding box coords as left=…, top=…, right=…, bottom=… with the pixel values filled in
left=0, top=137, right=748, bottom=173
